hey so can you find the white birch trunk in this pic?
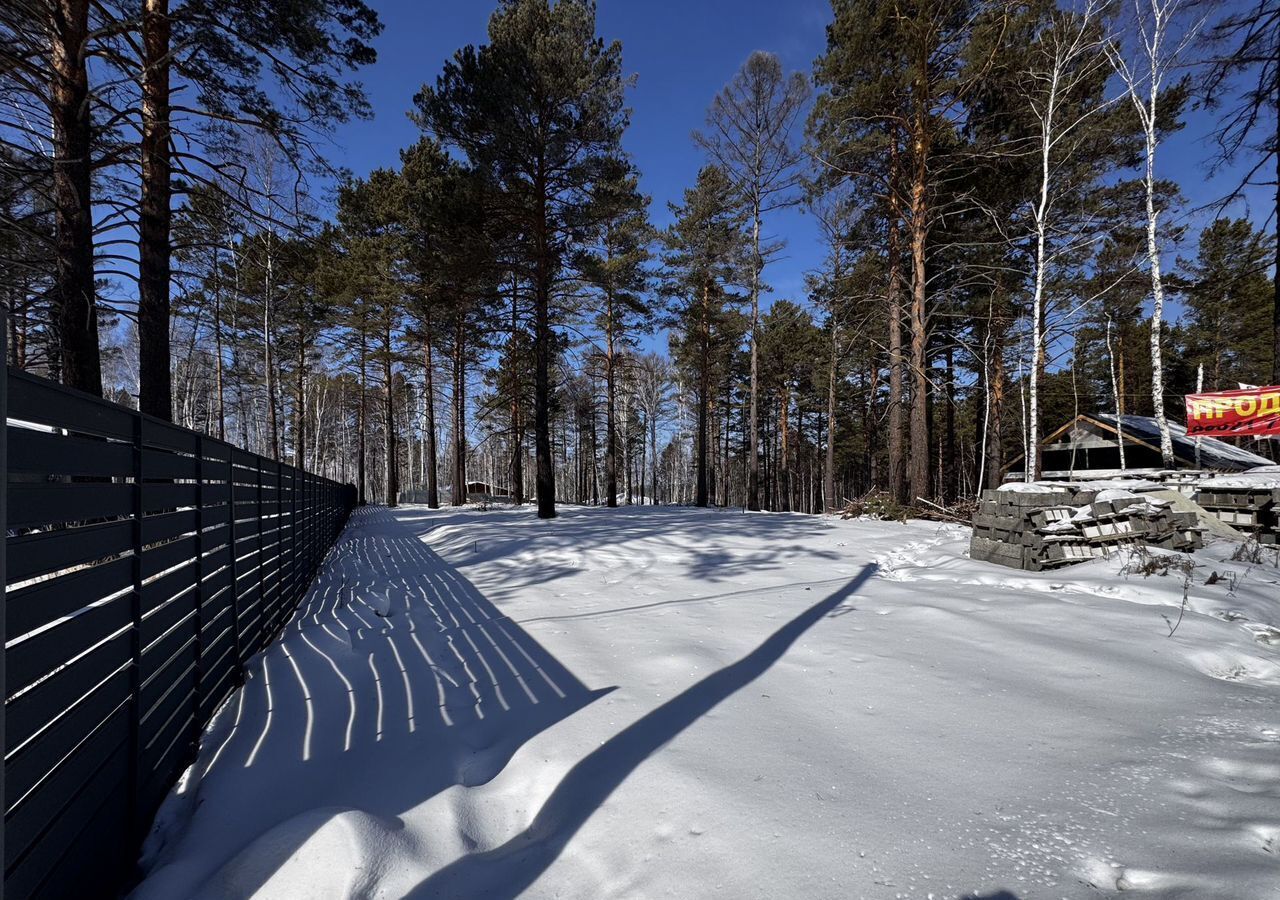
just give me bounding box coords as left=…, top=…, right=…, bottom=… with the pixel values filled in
left=1106, top=316, right=1127, bottom=470
left=1107, top=0, right=1199, bottom=469
left=1142, top=116, right=1174, bottom=467
left=1027, top=68, right=1056, bottom=482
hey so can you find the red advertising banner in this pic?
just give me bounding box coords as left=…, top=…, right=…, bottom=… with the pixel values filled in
left=1185, top=386, right=1280, bottom=437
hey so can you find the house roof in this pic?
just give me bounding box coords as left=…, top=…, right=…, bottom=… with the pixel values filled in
left=1091, top=413, right=1273, bottom=471
left=1009, top=413, right=1275, bottom=474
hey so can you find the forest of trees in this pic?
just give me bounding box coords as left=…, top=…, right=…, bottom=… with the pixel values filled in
left=2, top=0, right=1276, bottom=517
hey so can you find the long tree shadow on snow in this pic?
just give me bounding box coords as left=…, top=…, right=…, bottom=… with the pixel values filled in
left=405, top=562, right=879, bottom=899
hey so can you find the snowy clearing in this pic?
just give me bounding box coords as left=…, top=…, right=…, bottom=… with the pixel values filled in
left=134, top=505, right=1280, bottom=900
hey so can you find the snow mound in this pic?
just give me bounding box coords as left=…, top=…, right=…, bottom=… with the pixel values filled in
left=196, top=808, right=411, bottom=900
left=1185, top=649, right=1280, bottom=686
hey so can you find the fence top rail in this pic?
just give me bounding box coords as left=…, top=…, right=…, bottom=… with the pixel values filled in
left=6, top=368, right=345, bottom=488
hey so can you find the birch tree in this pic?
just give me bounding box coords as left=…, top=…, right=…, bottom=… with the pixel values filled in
left=1023, top=0, right=1111, bottom=480
left=1106, top=0, right=1201, bottom=467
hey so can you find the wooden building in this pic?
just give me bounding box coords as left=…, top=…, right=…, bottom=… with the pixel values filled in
left=1013, top=413, right=1274, bottom=479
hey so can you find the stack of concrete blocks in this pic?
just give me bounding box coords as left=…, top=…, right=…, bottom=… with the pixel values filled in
left=971, top=486, right=1203, bottom=571
left=1192, top=486, right=1280, bottom=545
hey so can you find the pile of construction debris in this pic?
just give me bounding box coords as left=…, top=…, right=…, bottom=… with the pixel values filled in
left=971, top=484, right=1204, bottom=571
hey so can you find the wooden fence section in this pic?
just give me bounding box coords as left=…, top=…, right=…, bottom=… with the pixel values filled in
left=3, top=370, right=355, bottom=898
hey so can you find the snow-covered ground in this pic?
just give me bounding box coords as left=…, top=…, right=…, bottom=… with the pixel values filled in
left=133, top=504, right=1280, bottom=900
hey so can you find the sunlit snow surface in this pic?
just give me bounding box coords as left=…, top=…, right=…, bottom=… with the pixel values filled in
left=133, top=504, right=1280, bottom=899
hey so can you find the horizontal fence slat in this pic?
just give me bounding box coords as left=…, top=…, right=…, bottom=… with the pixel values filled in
left=6, top=673, right=131, bottom=804
left=9, top=779, right=131, bottom=900
left=141, top=673, right=197, bottom=761
left=8, top=427, right=134, bottom=477
left=5, top=707, right=130, bottom=872
left=141, top=613, right=197, bottom=685
left=5, top=368, right=356, bottom=900
left=8, top=555, right=133, bottom=639
left=140, top=721, right=195, bottom=819
left=140, top=447, right=199, bottom=480
left=141, top=583, right=198, bottom=650
left=141, top=418, right=200, bottom=454
left=9, top=482, right=133, bottom=529
left=142, top=508, right=199, bottom=545
left=8, top=595, right=132, bottom=696
left=8, top=371, right=134, bottom=439
left=141, top=534, right=199, bottom=581
left=6, top=519, right=133, bottom=584
left=6, top=633, right=133, bottom=750
left=142, top=482, right=199, bottom=513
left=141, top=639, right=198, bottom=719
left=202, top=482, right=230, bottom=504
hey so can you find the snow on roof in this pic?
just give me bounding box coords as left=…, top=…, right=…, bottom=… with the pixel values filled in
left=1093, top=413, right=1274, bottom=471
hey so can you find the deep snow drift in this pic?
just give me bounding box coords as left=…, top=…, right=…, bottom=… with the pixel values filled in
left=133, top=504, right=1280, bottom=899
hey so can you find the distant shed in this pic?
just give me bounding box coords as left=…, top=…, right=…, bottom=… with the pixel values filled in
left=1014, top=413, right=1274, bottom=479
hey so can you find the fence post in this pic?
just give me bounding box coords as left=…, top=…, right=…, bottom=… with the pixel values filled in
left=306, top=474, right=314, bottom=576
left=192, top=435, right=205, bottom=752
left=128, top=414, right=145, bottom=843
left=291, top=465, right=299, bottom=612
left=271, top=459, right=282, bottom=636
left=256, top=462, right=264, bottom=654
left=229, top=453, right=242, bottom=680
left=1, top=339, right=7, bottom=900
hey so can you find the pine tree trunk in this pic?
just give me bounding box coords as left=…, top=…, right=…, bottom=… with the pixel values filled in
left=724, top=390, right=733, bottom=507
left=944, top=345, right=956, bottom=501
left=605, top=297, right=618, bottom=507
left=778, top=386, right=791, bottom=512
left=51, top=0, right=102, bottom=396
left=825, top=320, right=837, bottom=513
left=650, top=411, right=658, bottom=505
left=908, top=146, right=931, bottom=501
left=711, top=396, right=721, bottom=504
left=294, top=333, right=305, bottom=468
left=357, top=338, right=367, bottom=505
left=138, top=0, right=172, bottom=420
left=509, top=287, right=524, bottom=505
left=887, top=141, right=906, bottom=503
left=533, top=165, right=556, bottom=517
left=451, top=319, right=466, bottom=506
left=747, top=205, right=762, bottom=511
left=695, top=281, right=710, bottom=507
left=213, top=251, right=225, bottom=440
left=263, top=234, right=280, bottom=460
left=385, top=324, right=397, bottom=507
left=589, top=402, right=599, bottom=506
left=424, top=331, right=439, bottom=508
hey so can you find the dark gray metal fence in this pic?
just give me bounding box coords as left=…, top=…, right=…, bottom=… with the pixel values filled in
left=3, top=369, right=355, bottom=898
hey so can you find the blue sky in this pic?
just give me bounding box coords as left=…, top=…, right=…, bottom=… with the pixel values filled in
left=325, top=0, right=832, bottom=312
left=322, top=0, right=1270, bottom=326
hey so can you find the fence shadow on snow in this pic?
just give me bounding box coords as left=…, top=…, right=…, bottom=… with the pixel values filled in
left=134, top=505, right=611, bottom=898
